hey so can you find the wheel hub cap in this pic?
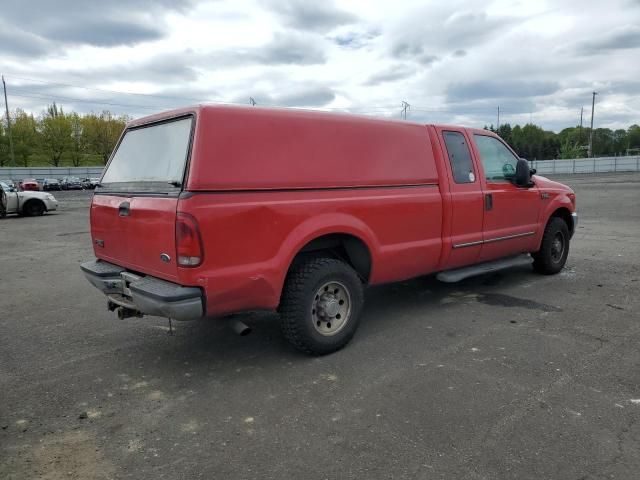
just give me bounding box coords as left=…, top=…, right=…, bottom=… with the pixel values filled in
left=551, top=233, right=565, bottom=262
left=311, top=281, right=351, bottom=336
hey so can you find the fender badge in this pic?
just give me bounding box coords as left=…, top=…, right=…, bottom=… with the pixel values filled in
left=541, top=192, right=550, bottom=200
left=95, top=239, right=104, bottom=247
left=160, top=253, right=171, bottom=263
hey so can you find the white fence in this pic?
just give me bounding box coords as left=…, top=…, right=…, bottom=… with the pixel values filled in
left=531, top=156, right=640, bottom=175
left=0, top=166, right=104, bottom=180
left=1, top=156, right=639, bottom=180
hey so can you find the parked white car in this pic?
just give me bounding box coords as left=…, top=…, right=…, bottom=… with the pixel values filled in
left=1, top=181, right=59, bottom=216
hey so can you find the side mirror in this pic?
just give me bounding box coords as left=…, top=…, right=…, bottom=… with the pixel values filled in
left=514, top=158, right=533, bottom=187
left=522, top=157, right=537, bottom=175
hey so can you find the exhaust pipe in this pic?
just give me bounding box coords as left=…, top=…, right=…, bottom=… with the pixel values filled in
left=116, top=306, right=142, bottom=320
left=231, top=319, right=251, bottom=336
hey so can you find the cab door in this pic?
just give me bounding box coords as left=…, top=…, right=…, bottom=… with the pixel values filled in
left=1, top=185, right=19, bottom=213
left=436, top=128, right=485, bottom=269
left=469, top=133, right=541, bottom=262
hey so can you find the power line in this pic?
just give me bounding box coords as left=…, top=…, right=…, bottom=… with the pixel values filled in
left=401, top=100, right=410, bottom=120
left=2, top=75, right=16, bottom=166
left=588, top=91, right=597, bottom=158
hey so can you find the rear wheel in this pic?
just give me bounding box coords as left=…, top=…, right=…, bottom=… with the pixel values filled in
left=532, top=217, right=569, bottom=274
left=23, top=200, right=45, bottom=217
left=280, top=257, right=364, bottom=355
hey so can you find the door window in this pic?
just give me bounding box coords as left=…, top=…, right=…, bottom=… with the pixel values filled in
left=474, top=135, right=519, bottom=181
left=442, top=131, right=476, bottom=184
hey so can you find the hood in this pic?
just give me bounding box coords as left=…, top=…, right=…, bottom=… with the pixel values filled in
left=533, top=175, right=573, bottom=193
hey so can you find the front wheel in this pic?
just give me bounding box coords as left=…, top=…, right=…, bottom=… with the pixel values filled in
left=280, top=257, right=364, bottom=355
left=23, top=200, right=45, bottom=217
left=532, top=217, right=570, bottom=275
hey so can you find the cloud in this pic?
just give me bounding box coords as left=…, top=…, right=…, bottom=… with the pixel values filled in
left=1, top=0, right=639, bottom=131
left=40, top=18, right=164, bottom=47
left=392, top=43, right=439, bottom=65
left=332, top=28, right=382, bottom=49
left=233, top=85, right=336, bottom=108
left=389, top=7, right=517, bottom=64
left=0, top=0, right=192, bottom=48
left=210, top=32, right=327, bottom=66
left=574, top=24, right=640, bottom=54
left=0, top=25, right=50, bottom=58
left=364, top=65, right=416, bottom=86
left=447, top=80, right=561, bottom=102
left=262, top=0, right=356, bottom=32
left=277, top=86, right=336, bottom=107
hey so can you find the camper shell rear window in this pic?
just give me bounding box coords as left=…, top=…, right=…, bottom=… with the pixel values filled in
left=99, top=116, right=194, bottom=193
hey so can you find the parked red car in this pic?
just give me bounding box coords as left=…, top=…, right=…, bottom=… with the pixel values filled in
left=20, top=179, right=41, bottom=191
left=82, top=106, right=576, bottom=354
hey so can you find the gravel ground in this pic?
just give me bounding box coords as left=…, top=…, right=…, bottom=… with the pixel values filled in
left=1, top=173, right=639, bottom=480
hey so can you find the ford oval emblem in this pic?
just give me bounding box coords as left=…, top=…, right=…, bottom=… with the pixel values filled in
left=160, top=253, right=171, bottom=263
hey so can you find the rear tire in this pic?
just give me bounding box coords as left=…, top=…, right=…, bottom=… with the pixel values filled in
left=23, top=200, right=45, bottom=217
left=532, top=217, right=570, bottom=275
left=280, top=257, right=364, bottom=355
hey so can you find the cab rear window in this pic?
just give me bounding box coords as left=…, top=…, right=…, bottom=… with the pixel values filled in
left=100, top=116, right=193, bottom=191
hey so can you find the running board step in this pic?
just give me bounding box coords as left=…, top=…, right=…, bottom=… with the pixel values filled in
left=436, top=254, right=533, bottom=283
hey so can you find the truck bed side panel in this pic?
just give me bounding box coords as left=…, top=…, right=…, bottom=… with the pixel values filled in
left=177, top=186, right=443, bottom=316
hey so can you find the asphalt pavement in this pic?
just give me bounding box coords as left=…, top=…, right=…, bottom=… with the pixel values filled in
left=1, top=173, right=639, bottom=479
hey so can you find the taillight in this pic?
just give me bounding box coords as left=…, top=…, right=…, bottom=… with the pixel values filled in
left=176, top=213, right=204, bottom=267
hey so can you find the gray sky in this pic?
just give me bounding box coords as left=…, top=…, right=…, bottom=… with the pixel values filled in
left=1, top=0, right=639, bottom=131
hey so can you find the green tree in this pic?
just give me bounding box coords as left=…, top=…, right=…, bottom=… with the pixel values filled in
left=12, top=109, right=38, bottom=167
left=559, top=139, right=583, bottom=159
left=83, top=111, right=126, bottom=164
left=40, top=103, right=72, bottom=166
left=627, top=125, right=640, bottom=152
left=496, top=123, right=512, bottom=145
left=68, top=112, right=86, bottom=167
left=0, top=121, right=8, bottom=167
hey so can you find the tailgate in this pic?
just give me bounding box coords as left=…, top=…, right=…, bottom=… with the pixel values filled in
left=91, top=195, right=179, bottom=282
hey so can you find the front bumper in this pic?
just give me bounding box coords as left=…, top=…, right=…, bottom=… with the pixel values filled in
left=80, top=260, right=204, bottom=321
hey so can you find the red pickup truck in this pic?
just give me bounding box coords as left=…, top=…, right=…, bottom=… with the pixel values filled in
left=82, top=106, right=576, bottom=354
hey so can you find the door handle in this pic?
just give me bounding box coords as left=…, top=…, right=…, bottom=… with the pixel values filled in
left=485, top=193, right=493, bottom=211
left=118, top=201, right=130, bottom=217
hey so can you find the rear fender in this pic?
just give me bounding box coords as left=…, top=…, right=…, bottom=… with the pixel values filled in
left=275, top=213, right=380, bottom=293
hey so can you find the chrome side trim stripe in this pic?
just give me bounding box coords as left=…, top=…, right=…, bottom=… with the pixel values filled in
left=453, top=231, right=536, bottom=249
left=484, top=231, right=536, bottom=244
left=452, top=239, right=484, bottom=249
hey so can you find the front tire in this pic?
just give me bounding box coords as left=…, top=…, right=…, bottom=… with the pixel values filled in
left=280, top=257, right=364, bottom=355
left=23, top=200, right=45, bottom=217
left=532, top=217, right=570, bottom=275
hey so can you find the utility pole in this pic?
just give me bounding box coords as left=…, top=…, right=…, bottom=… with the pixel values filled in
left=497, top=105, right=500, bottom=130
left=578, top=106, right=583, bottom=145
left=588, top=91, right=597, bottom=158
left=2, top=75, right=16, bottom=166
left=401, top=101, right=410, bottom=120
left=249, top=97, right=256, bottom=106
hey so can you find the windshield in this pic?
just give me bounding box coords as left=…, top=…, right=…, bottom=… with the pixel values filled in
left=0, top=182, right=10, bottom=192
left=100, top=116, right=193, bottom=190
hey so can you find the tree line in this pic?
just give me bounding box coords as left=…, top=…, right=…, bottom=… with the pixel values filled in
left=485, top=123, right=640, bottom=160
left=0, top=103, right=127, bottom=167
left=1, top=103, right=639, bottom=167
